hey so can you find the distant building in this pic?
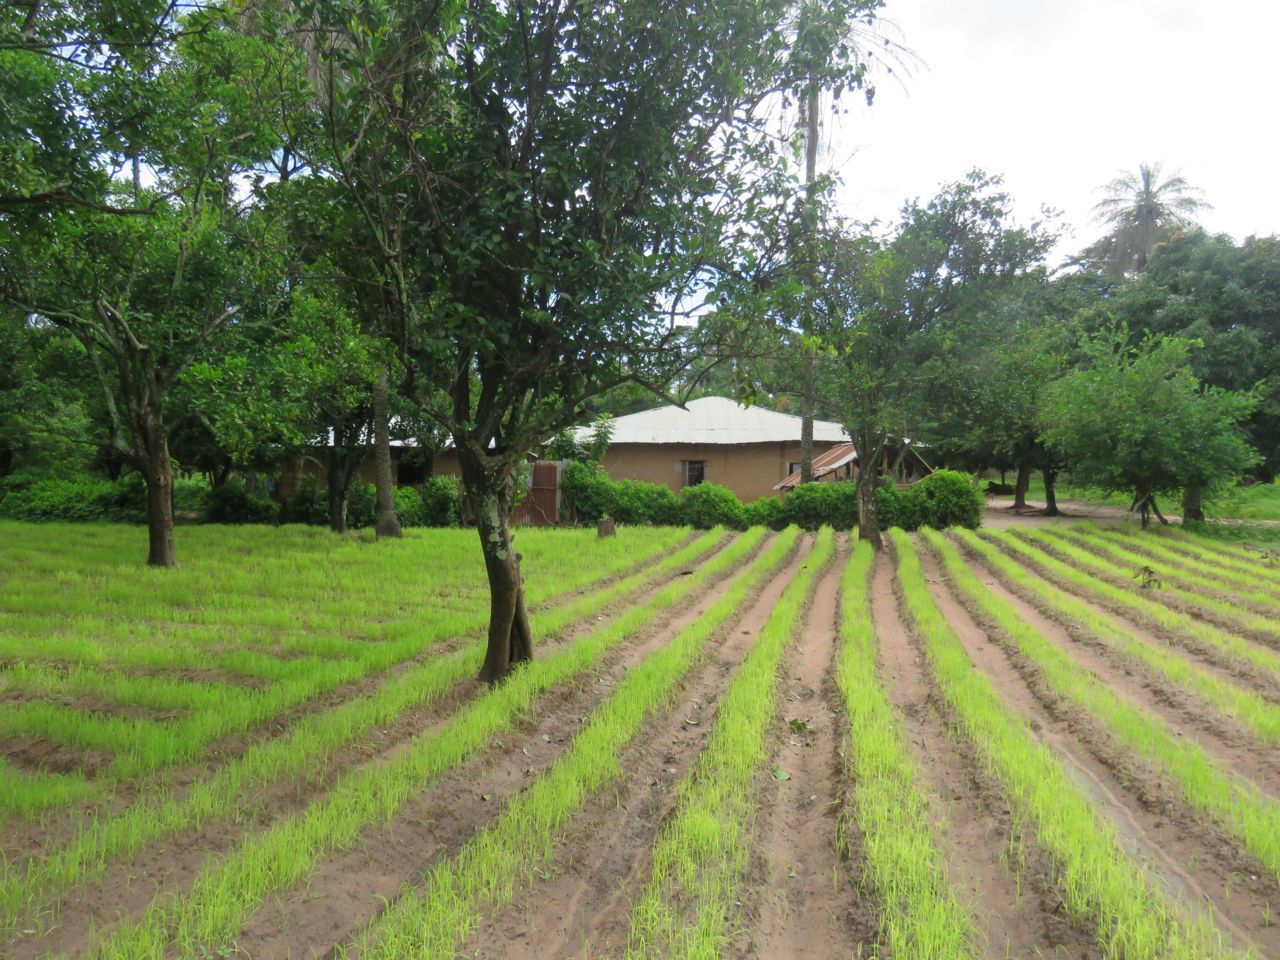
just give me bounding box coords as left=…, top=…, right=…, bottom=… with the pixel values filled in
left=573, top=396, right=850, bottom=502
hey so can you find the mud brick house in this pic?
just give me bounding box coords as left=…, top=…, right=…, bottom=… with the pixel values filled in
left=572, top=396, right=852, bottom=503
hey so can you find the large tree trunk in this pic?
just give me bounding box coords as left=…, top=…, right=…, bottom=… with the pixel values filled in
left=855, top=430, right=885, bottom=547
left=1013, top=461, right=1033, bottom=511
left=459, top=450, right=533, bottom=682
left=1043, top=465, right=1059, bottom=517
left=327, top=445, right=350, bottom=533
left=1181, top=486, right=1205, bottom=524
left=141, top=415, right=176, bottom=568
left=372, top=366, right=403, bottom=539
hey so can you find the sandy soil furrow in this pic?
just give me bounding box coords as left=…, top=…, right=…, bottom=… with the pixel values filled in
left=449, top=538, right=820, bottom=960
left=872, top=553, right=1095, bottom=960
left=950, top=541, right=1280, bottom=794
left=916, top=545, right=1280, bottom=958
left=13, top=534, right=761, bottom=960
left=733, top=541, right=879, bottom=959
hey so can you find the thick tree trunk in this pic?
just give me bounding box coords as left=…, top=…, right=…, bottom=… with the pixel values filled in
left=372, top=366, right=403, bottom=539
left=1013, top=461, right=1033, bottom=511
left=856, top=465, right=882, bottom=550
left=1043, top=466, right=1059, bottom=517
left=141, top=418, right=176, bottom=568
left=1181, top=486, right=1205, bottom=524
left=460, top=453, right=533, bottom=682
left=327, top=447, right=349, bottom=533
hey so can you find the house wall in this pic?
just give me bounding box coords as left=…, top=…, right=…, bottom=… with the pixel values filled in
left=595, top=441, right=843, bottom=502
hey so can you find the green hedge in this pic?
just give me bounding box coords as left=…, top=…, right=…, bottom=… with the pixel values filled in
left=561, top=461, right=867, bottom=531
left=875, top=469, right=983, bottom=531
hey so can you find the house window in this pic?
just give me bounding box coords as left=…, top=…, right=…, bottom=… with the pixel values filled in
left=788, top=462, right=802, bottom=476
left=681, top=460, right=706, bottom=488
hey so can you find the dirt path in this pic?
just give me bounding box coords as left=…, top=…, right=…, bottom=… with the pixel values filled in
left=951, top=542, right=1280, bottom=794
left=870, top=553, right=1092, bottom=959
left=18, top=535, right=763, bottom=960
left=385, top=537, right=817, bottom=960
left=916, top=544, right=1280, bottom=958
left=735, top=541, right=879, bottom=959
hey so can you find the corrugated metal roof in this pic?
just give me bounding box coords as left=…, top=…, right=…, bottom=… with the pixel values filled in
left=578, top=396, right=850, bottom=446
left=774, top=442, right=858, bottom=490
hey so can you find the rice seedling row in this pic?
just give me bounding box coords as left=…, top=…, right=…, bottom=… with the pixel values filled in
left=951, top=529, right=1280, bottom=743
left=611, top=528, right=834, bottom=960
left=0, top=529, right=735, bottom=943
left=891, top=529, right=1243, bottom=960
left=76, top=527, right=782, bottom=960
left=338, top=528, right=812, bottom=960
left=834, top=539, right=981, bottom=960
left=981, top=529, right=1280, bottom=685
left=1089, top=526, right=1279, bottom=593
left=1054, top=526, right=1280, bottom=620
left=1012, top=527, right=1280, bottom=646
left=0, top=528, right=698, bottom=795
left=928, top=530, right=1280, bottom=888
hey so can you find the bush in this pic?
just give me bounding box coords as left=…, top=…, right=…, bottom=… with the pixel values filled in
left=780, top=482, right=859, bottom=531
left=560, top=461, right=615, bottom=523
left=280, top=476, right=328, bottom=525
left=915, top=469, right=983, bottom=529
left=0, top=475, right=113, bottom=521
left=742, top=495, right=788, bottom=531
left=421, top=475, right=462, bottom=527
left=0, top=472, right=154, bottom=523
left=612, top=479, right=680, bottom=525
left=205, top=478, right=277, bottom=524
left=345, top=482, right=376, bottom=529
left=394, top=486, right=425, bottom=527
left=679, top=482, right=745, bottom=530
left=876, top=469, right=982, bottom=531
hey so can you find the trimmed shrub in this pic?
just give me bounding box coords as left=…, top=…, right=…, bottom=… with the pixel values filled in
left=916, top=469, right=983, bottom=529
left=679, top=482, right=745, bottom=530
left=781, top=482, right=859, bottom=531
left=742, top=495, right=788, bottom=531
left=876, top=470, right=982, bottom=531
left=612, top=479, right=681, bottom=525
left=421, top=475, right=462, bottom=527
left=205, top=478, right=277, bottom=524
left=560, top=461, right=615, bottom=523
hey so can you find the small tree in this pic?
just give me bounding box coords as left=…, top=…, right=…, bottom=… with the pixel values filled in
left=278, top=0, right=886, bottom=680
left=1039, top=329, right=1258, bottom=527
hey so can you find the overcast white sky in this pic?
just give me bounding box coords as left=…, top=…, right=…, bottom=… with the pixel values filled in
left=826, top=0, right=1280, bottom=259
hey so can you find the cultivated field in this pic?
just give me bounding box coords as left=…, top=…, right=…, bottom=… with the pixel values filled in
left=2, top=519, right=1279, bottom=958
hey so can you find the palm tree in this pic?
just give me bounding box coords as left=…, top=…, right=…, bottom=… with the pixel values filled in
left=1091, top=162, right=1211, bottom=277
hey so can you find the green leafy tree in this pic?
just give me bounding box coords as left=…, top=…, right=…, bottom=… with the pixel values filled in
left=813, top=171, right=1054, bottom=546
left=1104, top=231, right=1280, bottom=487
left=1039, top=330, right=1258, bottom=527
left=271, top=0, right=887, bottom=680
